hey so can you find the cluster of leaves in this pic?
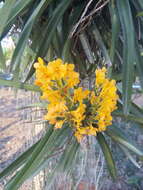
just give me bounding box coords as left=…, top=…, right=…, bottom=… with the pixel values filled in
left=0, top=0, right=143, bottom=189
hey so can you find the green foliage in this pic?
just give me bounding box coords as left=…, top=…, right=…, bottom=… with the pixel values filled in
left=0, top=0, right=143, bottom=189
left=0, top=43, right=6, bottom=70
left=97, top=133, right=117, bottom=180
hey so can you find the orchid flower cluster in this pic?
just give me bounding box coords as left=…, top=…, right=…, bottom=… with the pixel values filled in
left=34, top=58, right=118, bottom=142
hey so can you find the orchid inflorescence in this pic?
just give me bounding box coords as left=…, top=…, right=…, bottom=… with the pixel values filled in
left=34, top=58, right=118, bottom=142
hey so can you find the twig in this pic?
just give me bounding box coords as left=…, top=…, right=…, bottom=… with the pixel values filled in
left=80, top=0, right=110, bottom=24
left=70, top=0, right=110, bottom=37
left=70, top=0, right=94, bottom=37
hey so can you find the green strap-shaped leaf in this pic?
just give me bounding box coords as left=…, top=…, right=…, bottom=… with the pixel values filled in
left=119, top=144, right=140, bottom=169
left=109, top=1, right=120, bottom=68
left=113, top=111, right=143, bottom=125
left=96, top=133, right=117, bottom=180
left=25, top=0, right=73, bottom=81
left=5, top=126, right=71, bottom=190
left=107, top=128, right=143, bottom=156
left=131, top=1, right=143, bottom=89
left=0, top=139, right=41, bottom=179
left=116, top=0, right=135, bottom=114
left=134, top=42, right=143, bottom=90
left=0, top=0, right=35, bottom=39
left=62, top=38, right=72, bottom=62
left=60, top=139, right=79, bottom=172
left=6, top=0, right=34, bottom=26
left=0, top=0, right=16, bottom=37
left=51, top=29, right=61, bottom=57
left=38, top=0, right=73, bottom=58
left=45, top=138, right=79, bottom=189
left=10, top=0, right=53, bottom=75
left=5, top=125, right=54, bottom=190
left=0, top=78, right=40, bottom=92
